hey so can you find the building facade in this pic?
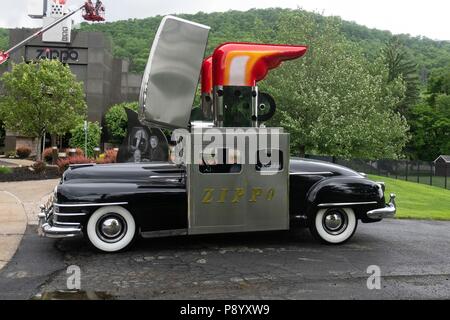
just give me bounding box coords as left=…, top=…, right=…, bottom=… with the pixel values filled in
left=1, top=28, right=142, bottom=153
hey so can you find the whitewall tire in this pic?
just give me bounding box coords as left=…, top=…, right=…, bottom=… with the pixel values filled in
left=86, top=206, right=137, bottom=253
left=310, top=207, right=357, bottom=245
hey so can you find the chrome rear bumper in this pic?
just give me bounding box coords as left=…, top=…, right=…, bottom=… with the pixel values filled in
left=38, top=205, right=82, bottom=239
left=367, top=194, right=397, bottom=219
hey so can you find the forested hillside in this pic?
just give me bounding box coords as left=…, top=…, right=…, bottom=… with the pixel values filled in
left=78, top=8, right=450, bottom=77
left=1, top=8, right=449, bottom=76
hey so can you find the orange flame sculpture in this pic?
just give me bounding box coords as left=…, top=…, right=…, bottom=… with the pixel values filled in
left=212, top=43, right=308, bottom=87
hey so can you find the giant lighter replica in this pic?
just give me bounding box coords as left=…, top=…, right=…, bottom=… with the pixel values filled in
left=39, top=16, right=397, bottom=253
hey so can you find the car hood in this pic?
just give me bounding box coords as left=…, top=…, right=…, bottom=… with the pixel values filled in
left=289, top=158, right=362, bottom=177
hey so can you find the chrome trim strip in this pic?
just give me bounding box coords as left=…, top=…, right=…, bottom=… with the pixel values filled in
left=317, top=201, right=378, bottom=208
left=141, top=229, right=188, bottom=239
left=149, top=175, right=182, bottom=179
left=290, top=172, right=333, bottom=176
left=54, top=222, right=82, bottom=227
left=54, top=202, right=128, bottom=208
left=54, top=212, right=87, bottom=217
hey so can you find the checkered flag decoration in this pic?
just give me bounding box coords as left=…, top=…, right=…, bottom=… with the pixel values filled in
left=50, top=3, right=65, bottom=18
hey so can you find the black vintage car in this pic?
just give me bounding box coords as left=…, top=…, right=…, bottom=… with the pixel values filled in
left=39, top=159, right=395, bottom=253
left=39, top=16, right=396, bottom=253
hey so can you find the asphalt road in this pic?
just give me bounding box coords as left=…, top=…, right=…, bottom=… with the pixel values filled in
left=0, top=219, right=449, bottom=300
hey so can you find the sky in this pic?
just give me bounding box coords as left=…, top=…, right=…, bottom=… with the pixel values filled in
left=0, top=0, right=449, bottom=41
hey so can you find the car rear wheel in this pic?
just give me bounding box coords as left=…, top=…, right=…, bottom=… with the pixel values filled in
left=86, top=206, right=137, bottom=253
left=309, top=207, right=357, bottom=245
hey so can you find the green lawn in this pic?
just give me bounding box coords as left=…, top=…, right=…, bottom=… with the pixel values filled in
left=369, top=175, right=450, bottom=221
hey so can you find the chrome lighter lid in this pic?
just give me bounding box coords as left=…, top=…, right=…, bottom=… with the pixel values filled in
left=139, top=16, right=210, bottom=129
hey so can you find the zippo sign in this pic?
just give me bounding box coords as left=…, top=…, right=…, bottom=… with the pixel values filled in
left=25, top=46, right=88, bottom=65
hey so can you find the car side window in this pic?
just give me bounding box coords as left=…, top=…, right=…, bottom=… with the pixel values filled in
left=256, top=149, right=283, bottom=172
left=199, top=148, right=242, bottom=174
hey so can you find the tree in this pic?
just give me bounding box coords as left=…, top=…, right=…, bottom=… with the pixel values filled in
left=69, top=121, right=102, bottom=158
left=407, top=70, right=450, bottom=160
left=260, top=10, right=409, bottom=160
left=408, top=100, right=450, bottom=161
left=104, top=102, right=139, bottom=144
left=0, top=60, right=86, bottom=159
left=427, top=68, right=450, bottom=105
left=0, top=120, right=5, bottom=148
left=383, top=37, right=420, bottom=115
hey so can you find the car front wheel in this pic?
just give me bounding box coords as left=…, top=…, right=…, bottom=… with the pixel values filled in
left=309, top=207, right=358, bottom=245
left=86, top=206, right=137, bottom=253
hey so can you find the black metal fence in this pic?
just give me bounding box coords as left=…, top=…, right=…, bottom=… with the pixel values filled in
left=304, top=155, right=450, bottom=190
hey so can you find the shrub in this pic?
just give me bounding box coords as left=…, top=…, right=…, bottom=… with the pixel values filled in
left=6, top=151, right=16, bottom=158
left=65, top=148, right=84, bottom=157
left=31, top=161, right=47, bottom=174
left=43, top=148, right=54, bottom=163
left=106, top=149, right=118, bottom=162
left=96, top=149, right=118, bottom=165
left=0, top=166, right=13, bottom=175
left=16, top=147, right=32, bottom=159
left=56, top=156, right=93, bottom=175
left=69, top=122, right=102, bottom=158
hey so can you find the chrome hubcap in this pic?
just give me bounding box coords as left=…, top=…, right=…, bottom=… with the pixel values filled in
left=101, top=218, right=123, bottom=238
left=322, top=209, right=348, bottom=235
left=324, top=214, right=343, bottom=231
left=96, top=214, right=127, bottom=243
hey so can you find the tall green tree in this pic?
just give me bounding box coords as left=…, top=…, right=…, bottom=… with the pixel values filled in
left=408, top=70, right=450, bottom=160
left=69, top=121, right=102, bottom=158
left=260, top=10, right=409, bottom=160
left=408, top=101, right=450, bottom=161
left=0, top=120, right=5, bottom=148
left=427, top=68, right=450, bottom=104
left=104, top=102, right=139, bottom=144
left=0, top=60, right=87, bottom=159
left=383, top=37, right=420, bottom=115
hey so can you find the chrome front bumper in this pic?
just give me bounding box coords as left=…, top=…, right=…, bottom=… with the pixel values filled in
left=367, top=194, right=397, bottom=219
left=38, top=204, right=82, bottom=239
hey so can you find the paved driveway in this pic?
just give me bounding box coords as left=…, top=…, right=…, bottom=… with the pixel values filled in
left=0, top=179, right=59, bottom=271
left=0, top=218, right=449, bottom=300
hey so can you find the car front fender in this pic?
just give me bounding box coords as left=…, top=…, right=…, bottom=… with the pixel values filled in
left=305, top=176, right=385, bottom=220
